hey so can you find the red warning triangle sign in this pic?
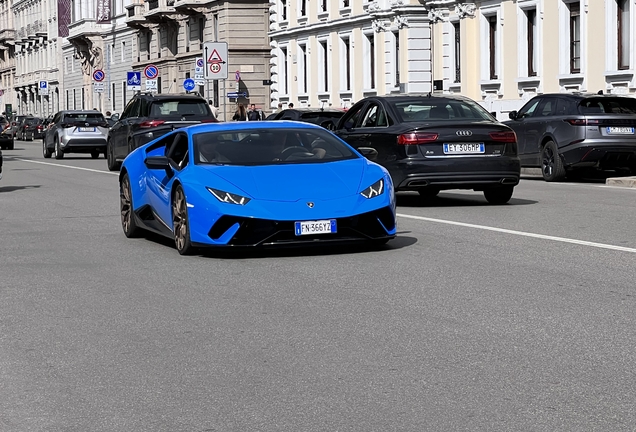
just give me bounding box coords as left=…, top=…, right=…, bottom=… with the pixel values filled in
left=207, top=49, right=223, bottom=63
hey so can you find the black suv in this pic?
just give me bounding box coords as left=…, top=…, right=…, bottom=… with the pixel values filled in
left=107, top=93, right=216, bottom=171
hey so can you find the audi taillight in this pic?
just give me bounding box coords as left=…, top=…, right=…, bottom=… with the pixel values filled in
left=139, top=120, right=166, bottom=128
left=489, top=131, right=517, bottom=143
left=564, top=118, right=600, bottom=126
left=397, top=132, right=439, bottom=145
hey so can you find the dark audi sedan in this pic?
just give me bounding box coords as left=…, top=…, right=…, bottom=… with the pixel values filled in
left=505, top=93, right=636, bottom=181
left=330, top=94, right=520, bottom=204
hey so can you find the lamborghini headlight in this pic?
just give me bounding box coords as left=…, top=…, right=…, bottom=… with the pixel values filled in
left=360, top=179, right=384, bottom=199
left=207, top=187, right=251, bottom=205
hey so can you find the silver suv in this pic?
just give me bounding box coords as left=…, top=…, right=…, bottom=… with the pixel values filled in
left=43, top=110, right=109, bottom=160
left=505, top=93, right=636, bottom=181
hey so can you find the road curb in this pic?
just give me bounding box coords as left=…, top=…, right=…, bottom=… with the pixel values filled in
left=606, top=176, right=636, bottom=188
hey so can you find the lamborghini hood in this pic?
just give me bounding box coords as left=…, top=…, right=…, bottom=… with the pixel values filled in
left=202, top=159, right=366, bottom=202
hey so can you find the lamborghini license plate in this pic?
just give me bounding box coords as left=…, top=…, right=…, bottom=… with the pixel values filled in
left=294, top=219, right=337, bottom=236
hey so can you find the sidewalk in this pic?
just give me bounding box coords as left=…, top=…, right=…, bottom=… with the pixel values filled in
left=606, top=176, right=636, bottom=188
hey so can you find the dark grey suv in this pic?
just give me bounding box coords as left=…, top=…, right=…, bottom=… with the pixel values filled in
left=505, top=93, right=636, bottom=181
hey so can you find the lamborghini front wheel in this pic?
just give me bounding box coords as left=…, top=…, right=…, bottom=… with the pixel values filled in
left=172, top=185, right=195, bottom=255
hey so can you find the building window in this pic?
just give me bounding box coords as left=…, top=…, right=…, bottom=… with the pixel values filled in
left=112, top=82, right=116, bottom=111
left=488, top=15, right=498, bottom=79
left=109, top=44, right=114, bottom=64
left=121, top=41, right=126, bottom=63
left=201, top=17, right=207, bottom=48
left=364, top=33, right=375, bottom=89
left=136, top=34, right=140, bottom=62
left=340, top=36, right=351, bottom=91
left=569, top=2, right=581, bottom=73
left=453, top=21, right=461, bottom=83
left=320, top=0, right=327, bottom=13
left=299, top=0, right=306, bottom=16
left=146, top=31, right=151, bottom=61
left=618, top=0, right=630, bottom=70
left=343, top=0, right=349, bottom=7
left=393, top=31, right=400, bottom=86
left=298, top=43, right=307, bottom=93
left=157, top=29, right=162, bottom=59
left=72, top=89, right=76, bottom=110
left=281, top=0, right=287, bottom=20
left=212, top=15, right=217, bottom=42
left=527, top=8, right=537, bottom=76
left=186, top=20, right=190, bottom=53
left=319, top=40, right=329, bottom=92
left=281, top=46, right=288, bottom=94
left=122, top=81, right=127, bottom=107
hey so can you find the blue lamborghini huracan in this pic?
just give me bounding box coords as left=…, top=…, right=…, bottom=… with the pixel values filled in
left=119, top=121, right=396, bottom=255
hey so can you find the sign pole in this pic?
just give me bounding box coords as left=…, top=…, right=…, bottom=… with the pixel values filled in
left=223, top=79, right=226, bottom=122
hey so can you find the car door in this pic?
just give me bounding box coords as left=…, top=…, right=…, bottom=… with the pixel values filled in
left=524, top=98, right=557, bottom=165
left=111, top=98, right=140, bottom=160
left=334, top=102, right=368, bottom=147
left=45, top=112, right=60, bottom=147
left=507, top=97, right=542, bottom=165
left=353, top=101, right=397, bottom=164
left=146, top=132, right=190, bottom=228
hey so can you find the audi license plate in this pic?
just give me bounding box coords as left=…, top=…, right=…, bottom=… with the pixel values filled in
left=294, top=219, right=337, bottom=236
left=607, top=127, right=635, bottom=135
left=78, top=127, right=96, bottom=132
left=443, top=143, right=485, bottom=154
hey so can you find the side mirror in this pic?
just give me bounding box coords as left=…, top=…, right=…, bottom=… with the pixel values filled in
left=508, top=110, right=518, bottom=120
left=144, top=156, right=171, bottom=170
left=320, top=120, right=336, bottom=130
left=358, top=147, right=378, bottom=161
left=344, top=121, right=354, bottom=131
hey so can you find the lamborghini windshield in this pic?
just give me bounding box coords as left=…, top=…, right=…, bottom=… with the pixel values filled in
left=194, top=128, right=358, bottom=165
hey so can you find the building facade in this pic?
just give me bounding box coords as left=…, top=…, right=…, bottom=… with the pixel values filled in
left=425, top=0, right=636, bottom=119
left=12, top=0, right=64, bottom=117
left=0, top=0, right=16, bottom=115
left=125, top=0, right=271, bottom=120
left=62, top=0, right=136, bottom=114
left=268, top=0, right=432, bottom=110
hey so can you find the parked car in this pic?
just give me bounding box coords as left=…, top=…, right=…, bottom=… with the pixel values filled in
left=20, top=117, right=44, bottom=141
left=119, top=121, right=395, bottom=254
left=267, top=107, right=346, bottom=129
left=0, top=148, right=3, bottom=180
left=0, top=116, right=13, bottom=150
left=504, top=93, right=636, bottom=181
left=107, top=93, right=217, bottom=171
left=328, top=94, right=520, bottom=204
left=42, top=110, right=109, bottom=159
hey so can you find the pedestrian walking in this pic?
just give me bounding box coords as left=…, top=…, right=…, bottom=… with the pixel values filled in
left=208, top=100, right=219, bottom=120
left=247, top=104, right=264, bottom=121
left=232, top=103, right=247, bottom=121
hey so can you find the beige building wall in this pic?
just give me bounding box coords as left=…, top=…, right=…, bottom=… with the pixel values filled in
left=0, top=0, right=16, bottom=115
left=425, top=0, right=636, bottom=120
left=269, top=0, right=432, bottom=111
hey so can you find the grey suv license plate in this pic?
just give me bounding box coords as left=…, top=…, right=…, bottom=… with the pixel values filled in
left=78, top=127, right=96, bottom=132
left=607, top=127, right=634, bottom=135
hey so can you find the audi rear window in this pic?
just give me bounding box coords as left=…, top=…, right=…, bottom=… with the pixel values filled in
left=578, top=97, right=636, bottom=115
left=393, top=99, right=494, bottom=122
left=149, top=101, right=210, bottom=117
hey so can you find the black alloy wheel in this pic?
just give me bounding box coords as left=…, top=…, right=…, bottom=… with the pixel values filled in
left=54, top=137, right=64, bottom=159
left=107, top=141, right=121, bottom=171
left=120, top=174, right=141, bottom=238
left=172, top=185, right=195, bottom=255
left=540, top=141, right=566, bottom=182
left=42, top=140, right=52, bottom=158
left=483, top=185, right=515, bottom=205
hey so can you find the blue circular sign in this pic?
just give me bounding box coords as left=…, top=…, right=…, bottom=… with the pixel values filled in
left=196, top=58, right=204, bottom=68
left=144, top=64, right=159, bottom=79
left=183, top=78, right=196, bottom=92
left=93, top=69, right=105, bottom=82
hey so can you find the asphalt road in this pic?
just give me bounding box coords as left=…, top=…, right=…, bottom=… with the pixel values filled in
left=2, top=140, right=636, bottom=431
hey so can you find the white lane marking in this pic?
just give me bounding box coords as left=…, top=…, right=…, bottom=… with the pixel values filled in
left=397, top=213, right=636, bottom=254
left=12, top=158, right=118, bottom=176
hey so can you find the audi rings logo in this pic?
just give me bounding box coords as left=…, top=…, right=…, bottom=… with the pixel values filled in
left=456, top=130, right=473, bottom=137
left=307, top=202, right=315, bottom=208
